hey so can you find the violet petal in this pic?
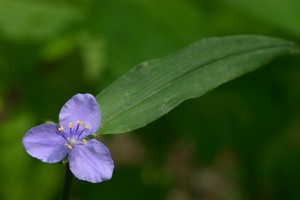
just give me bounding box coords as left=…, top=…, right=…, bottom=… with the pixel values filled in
left=22, top=123, right=68, bottom=163
left=68, top=139, right=114, bottom=183
left=59, top=93, right=101, bottom=138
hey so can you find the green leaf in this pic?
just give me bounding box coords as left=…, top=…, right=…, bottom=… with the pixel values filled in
left=97, top=35, right=298, bottom=134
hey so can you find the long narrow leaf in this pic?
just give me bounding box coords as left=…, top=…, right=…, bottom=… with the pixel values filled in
left=97, top=35, right=298, bottom=134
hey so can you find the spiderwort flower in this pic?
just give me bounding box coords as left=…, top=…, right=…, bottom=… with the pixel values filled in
left=22, top=93, right=114, bottom=183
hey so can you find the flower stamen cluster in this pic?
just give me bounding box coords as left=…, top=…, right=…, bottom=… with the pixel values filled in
left=58, top=121, right=89, bottom=149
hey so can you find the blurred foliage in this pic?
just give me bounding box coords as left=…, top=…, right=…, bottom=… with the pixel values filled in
left=0, top=0, right=300, bottom=200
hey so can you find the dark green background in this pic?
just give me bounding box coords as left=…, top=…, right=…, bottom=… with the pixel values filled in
left=0, top=0, right=300, bottom=199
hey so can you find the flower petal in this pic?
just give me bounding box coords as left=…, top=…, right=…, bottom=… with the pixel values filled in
left=22, top=123, right=68, bottom=163
left=68, top=139, right=114, bottom=183
left=59, top=93, right=101, bottom=138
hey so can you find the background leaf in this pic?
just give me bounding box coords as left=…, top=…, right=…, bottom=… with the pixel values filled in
left=225, top=0, right=300, bottom=36
left=0, top=0, right=83, bottom=40
left=97, top=35, right=298, bottom=134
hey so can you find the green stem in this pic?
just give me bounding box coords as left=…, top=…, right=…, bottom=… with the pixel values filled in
left=60, top=164, right=73, bottom=200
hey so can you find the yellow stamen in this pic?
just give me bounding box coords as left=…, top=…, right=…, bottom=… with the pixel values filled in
left=83, top=139, right=87, bottom=145
left=84, top=125, right=89, bottom=129
left=66, top=144, right=73, bottom=149
left=77, top=121, right=83, bottom=125
left=58, top=126, right=63, bottom=131
left=69, top=123, right=73, bottom=128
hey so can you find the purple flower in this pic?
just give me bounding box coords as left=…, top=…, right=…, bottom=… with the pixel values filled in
left=22, top=93, right=114, bottom=183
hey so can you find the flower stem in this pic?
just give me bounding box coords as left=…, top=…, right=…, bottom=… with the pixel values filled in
left=60, top=164, right=73, bottom=200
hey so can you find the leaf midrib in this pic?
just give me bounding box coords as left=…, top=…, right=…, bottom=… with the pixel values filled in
left=100, top=43, right=293, bottom=130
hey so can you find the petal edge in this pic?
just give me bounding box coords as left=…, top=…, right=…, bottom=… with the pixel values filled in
left=22, top=123, right=68, bottom=163
left=59, top=93, right=101, bottom=138
left=68, top=139, right=114, bottom=183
